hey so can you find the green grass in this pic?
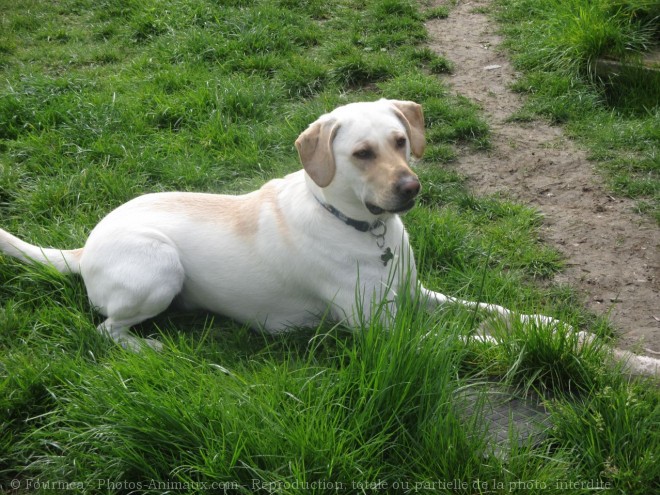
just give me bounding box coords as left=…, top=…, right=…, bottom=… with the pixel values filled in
left=1, top=1, right=659, bottom=494
left=503, top=0, right=658, bottom=75
left=495, top=0, right=659, bottom=222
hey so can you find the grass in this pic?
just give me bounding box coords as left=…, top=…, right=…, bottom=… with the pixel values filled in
left=1, top=1, right=659, bottom=494
left=495, top=0, right=660, bottom=221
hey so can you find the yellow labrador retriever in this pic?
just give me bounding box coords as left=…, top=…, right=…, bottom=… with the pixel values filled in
left=2, top=99, right=651, bottom=374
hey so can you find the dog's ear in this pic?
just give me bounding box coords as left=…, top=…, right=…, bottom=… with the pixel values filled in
left=389, top=100, right=425, bottom=159
left=295, top=118, right=341, bottom=188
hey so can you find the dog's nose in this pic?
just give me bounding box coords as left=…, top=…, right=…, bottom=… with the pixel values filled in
left=396, top=175, right=421, bottom=200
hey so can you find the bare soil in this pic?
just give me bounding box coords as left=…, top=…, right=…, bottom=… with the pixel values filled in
left=426, top=0, right=659, bottom=355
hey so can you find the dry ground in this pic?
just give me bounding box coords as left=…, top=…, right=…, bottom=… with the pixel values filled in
left=426, top=0, right=659, bottom=355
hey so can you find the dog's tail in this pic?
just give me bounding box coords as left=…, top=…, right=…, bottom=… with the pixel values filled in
left=0, top=228, right=83, bottom=275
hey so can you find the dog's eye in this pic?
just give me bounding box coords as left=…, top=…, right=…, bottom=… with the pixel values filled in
left=395, top=136, right=407, bottom=148
left=353, top=148, right=374, bottom=160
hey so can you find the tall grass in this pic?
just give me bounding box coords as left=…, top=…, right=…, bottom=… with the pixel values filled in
left=1, top=1, right=658, bottom=494
left=500, top=0, right=659, bottom=76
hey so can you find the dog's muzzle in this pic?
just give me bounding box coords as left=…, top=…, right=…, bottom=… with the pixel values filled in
left=366, top=175, right=421, bottom=215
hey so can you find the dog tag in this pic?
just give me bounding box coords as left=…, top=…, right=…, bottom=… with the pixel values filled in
left=381, top=247, right=394, bottom=266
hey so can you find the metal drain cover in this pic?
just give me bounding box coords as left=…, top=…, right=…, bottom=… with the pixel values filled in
left=455, top=382, right=553, bottom=459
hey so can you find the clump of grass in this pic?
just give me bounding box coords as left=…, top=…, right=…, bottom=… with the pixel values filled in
left=406, top=46, right=454, bottom=74
left=329, top=47, right=395, bottom=86
left=549, top=381, right=660, bottom=493
left=473, top=316, right=607, bottom=394
left=423, top=5, right=451, bottom=20
left=499, top=0, right=658, bottom=77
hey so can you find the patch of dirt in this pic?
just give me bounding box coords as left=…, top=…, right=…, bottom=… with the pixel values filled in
left=426, top=0, right=659, bottom=355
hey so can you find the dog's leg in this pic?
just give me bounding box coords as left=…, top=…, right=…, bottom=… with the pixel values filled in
left=420, top=286, right=562, bottom=327
left=98, top=318, right=164, bottom=352
left=421, top=286, right=660, bottom=378
left=83, top=236, right=185, bottom=351
left=421, top=286, right=511, bottom=319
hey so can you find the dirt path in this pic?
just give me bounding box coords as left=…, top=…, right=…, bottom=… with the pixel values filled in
left=426, top=0, right=659, bottom=355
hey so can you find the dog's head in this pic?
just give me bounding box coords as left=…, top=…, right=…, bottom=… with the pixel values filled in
left=295, top=99, right=424, bottom=218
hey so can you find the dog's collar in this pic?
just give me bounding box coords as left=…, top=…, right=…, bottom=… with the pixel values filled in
left=314, top=196, right=382, bottom=233
left=314, top=196, right=394, bottom=266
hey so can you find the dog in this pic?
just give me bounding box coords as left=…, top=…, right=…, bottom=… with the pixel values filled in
left=0, top=99, right=573, bottom=351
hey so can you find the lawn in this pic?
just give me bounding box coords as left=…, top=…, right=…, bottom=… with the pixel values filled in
left=1, top=1, right=658, bottom=494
